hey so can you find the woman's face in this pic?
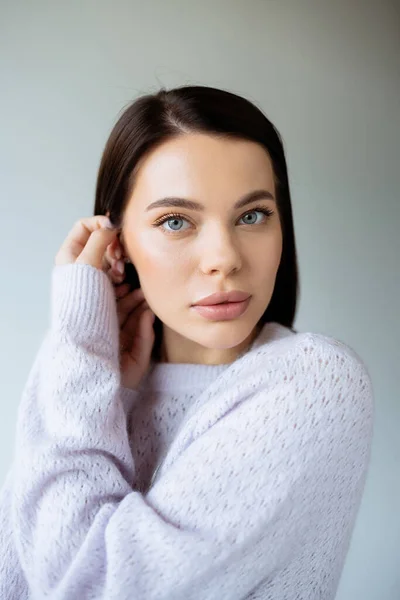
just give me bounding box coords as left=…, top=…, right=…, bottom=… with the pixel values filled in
left=120, top=133, right=283, bottom=364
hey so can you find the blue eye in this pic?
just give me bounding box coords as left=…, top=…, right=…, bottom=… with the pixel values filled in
left=160, top=216, right=190, bottom=232
left=153, top=206, right=274, bottom=235
left=240, top=211, right=262, bottom=225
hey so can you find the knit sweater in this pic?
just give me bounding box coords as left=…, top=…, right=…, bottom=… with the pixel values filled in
left=0, top=263, right=374, bottom=600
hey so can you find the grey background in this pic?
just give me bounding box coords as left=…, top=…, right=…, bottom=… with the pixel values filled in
left=1, top=1, right=399, bottom=598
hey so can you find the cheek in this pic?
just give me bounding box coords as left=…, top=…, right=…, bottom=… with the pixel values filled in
left=253, top=231, right=282, bottom=271
left=132, top=237, right=190, bottom=287
left=134, top=245, right=191, bottom=313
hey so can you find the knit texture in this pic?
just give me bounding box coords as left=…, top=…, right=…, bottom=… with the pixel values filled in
left=0, top=263, right=374, bottom=600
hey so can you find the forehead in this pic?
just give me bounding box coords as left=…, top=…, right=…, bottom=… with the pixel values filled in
left=129, top=133, right=275, bottom=204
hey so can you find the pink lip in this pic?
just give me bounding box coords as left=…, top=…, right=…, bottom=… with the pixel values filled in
left=191, top=297, right=251, bottom=321
left=193, top=290, right=250, bottom=306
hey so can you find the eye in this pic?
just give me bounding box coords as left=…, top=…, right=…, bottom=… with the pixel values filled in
left=153, top=206, right=274, bottom=235
left=238, top=208, right=273, bottom=226
left=154, top=214, right=192, bottom=233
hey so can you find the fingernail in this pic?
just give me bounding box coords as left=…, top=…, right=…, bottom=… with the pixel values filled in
left=116, top=260, right=124, bottom=274
left=115, top=247, right=122, bottom=260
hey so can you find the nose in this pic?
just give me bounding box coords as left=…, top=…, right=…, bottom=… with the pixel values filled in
left=198, top=227, right=242, bottom=276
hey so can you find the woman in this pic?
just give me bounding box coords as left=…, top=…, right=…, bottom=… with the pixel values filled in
left=0, top=85, right=374, bottom=599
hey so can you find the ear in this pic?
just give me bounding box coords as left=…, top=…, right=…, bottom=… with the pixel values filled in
left=118, top=231, right=132, bottom=264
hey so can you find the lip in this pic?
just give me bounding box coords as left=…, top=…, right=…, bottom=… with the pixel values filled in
left=192, top=290, right=251, bottom=306
left=190, top=297, right=251, bottom=321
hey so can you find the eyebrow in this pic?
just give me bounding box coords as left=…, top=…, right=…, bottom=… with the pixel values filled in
left=145, top=189, right=275, bottom=212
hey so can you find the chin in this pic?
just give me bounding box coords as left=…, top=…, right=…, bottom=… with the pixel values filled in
left=188, top=319, right=257, bottom=349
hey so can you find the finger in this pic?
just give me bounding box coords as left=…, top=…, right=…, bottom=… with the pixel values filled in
left=128, top=308, right=155, bottom=367
left=117, top=286, right=144, bottom=303
left=117, top=289, right=146, bottom=327
left=76, top=226, right=119, bottom=270
left=56, top=216, right=119, bottom=266
left=119, top=300, right=148, bottom=349
left=58, top=216, right=115, bottom=263
left=120, top=302, right=151, bottom=352
left=119, top=297, right=148, bottom=331
left=103, top=262, right=117, bottom=285
left=105, top=265, right=113, bottom=284
left=105, top=266, right=123, bottom=287
left=115, top=282, right=131, bottom=299
left=117, top=293, right=149, bottom=328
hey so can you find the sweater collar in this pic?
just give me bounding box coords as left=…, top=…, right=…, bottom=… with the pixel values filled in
left=139, top=321, right=295, bottom=393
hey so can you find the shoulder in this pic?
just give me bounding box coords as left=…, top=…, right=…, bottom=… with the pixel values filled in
left=255, top=324, right=373, bottom=387
left=253, top=326, right=374, bottom=430
left=293, top=330, right=373, bottom=385
left=285, top=331, right=374, bottom=435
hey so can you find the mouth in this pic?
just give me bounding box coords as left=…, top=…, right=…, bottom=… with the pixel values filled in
left=192, top=291, right=251, bottom=306
left=190, top=296, right=251, bottom=321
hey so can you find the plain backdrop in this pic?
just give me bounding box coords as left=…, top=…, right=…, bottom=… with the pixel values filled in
left=1, top=1, right=399, bottom=599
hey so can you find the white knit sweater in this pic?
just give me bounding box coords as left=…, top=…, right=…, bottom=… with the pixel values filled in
left=0, top=263, right=374, bottom=599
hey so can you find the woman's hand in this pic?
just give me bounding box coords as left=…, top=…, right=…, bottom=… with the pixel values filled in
left=114, top=284, right=155, bottom=390
left=55, top=215, right=155, bottom=391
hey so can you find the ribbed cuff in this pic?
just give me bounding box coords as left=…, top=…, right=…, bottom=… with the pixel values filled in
left=51, top=263, right=119, bottom=343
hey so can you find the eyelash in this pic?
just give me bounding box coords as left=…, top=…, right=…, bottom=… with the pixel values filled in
left=152, top=205, right=275, bottom=235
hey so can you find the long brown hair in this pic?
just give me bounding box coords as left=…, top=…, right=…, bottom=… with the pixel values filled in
left=94, top=85, right=299, bottom=359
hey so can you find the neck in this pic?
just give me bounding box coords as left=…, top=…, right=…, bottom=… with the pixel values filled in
left=159, top=323, right=262, bottom=365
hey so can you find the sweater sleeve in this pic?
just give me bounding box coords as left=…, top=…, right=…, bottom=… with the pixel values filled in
left=11, top=264, right=374, bottom=600
left=1, top=330, right=52, bottom=600
left=0, top=468, right=29, bottom=600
